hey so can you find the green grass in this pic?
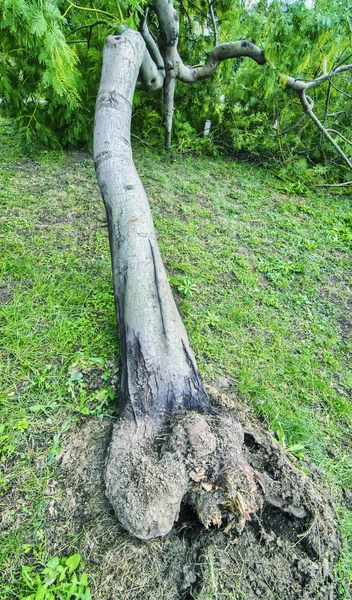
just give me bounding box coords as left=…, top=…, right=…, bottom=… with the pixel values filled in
left=0, top=118, right=351, bottom=598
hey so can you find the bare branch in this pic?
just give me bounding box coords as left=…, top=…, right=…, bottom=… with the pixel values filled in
left=330, top=81, right=352, bottom=100
left=186, top=0, right=208, bottom=19
left=314, top=181, right=352, bottom=187
left=322, top=79, right=332, bottom=125
left=152, top=0, right=265, bottom=148
left=139, top=47, right=165, bottom=91
left=178, top=0, right=192, bottom=29
left=284, top=63, right=352, bottom=174
left=153, top=0, right=180, bottom=51
left=327, top=110, right=351, bottom=118
left=335, top=51, right=352, bottom=69
left=326, top=128, right=352, bottom=147
left=139, top=8, right=165, bottom=72
left=178, top=40, right=266, bottom=83
left=285, top=63, right=352, bottom=93
left=163, top=73, right=176, bottom=149
left=65, top=20, right=108, bottom=39
left=207, top=0, right=218, bottom=47
left=152, top=0, right=181, bottom=149
left=298, top=91, right=352, bottom=171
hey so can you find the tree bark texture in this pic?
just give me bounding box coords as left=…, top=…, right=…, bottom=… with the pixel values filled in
left=94, top=30, right=225, bottom=539
left=94, top=30, right=212, bottom=426
left=93, top=25, right=270, bottom=541
left=93, top=29, right=266, bottom=542
left=92, top=3, right=271, bottom=537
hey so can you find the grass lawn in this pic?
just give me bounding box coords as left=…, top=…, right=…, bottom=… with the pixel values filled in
left=0, top=118, right=351, bottom=598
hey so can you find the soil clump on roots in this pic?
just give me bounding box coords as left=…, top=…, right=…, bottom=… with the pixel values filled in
left=51, top=386, right=340, bottom=599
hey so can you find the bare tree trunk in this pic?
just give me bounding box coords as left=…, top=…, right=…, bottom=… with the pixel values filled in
left=94, top=29, right=223, bottom=540
left=93, top=30, right=262, bottom=542
left=94, top=30, right=212, bottom=424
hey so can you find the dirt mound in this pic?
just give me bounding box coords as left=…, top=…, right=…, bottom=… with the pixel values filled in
left=50, top=387, right=340, bottom=599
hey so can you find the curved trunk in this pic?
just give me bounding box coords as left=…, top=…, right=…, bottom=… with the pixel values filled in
left=94, top=29, right=220, bottom=540
left=94, top=30, right=212, bottom=425
left=92, top=29, right=322, bottom=546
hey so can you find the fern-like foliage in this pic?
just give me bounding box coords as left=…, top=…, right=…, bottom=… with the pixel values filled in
left=0, top=0, right=135, bottom=146
left=0, top=0, right=351, bottom=174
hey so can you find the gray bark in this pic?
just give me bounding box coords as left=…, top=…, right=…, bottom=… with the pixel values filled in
left=94, top=29, right=219, bottom=540
left=138, top=46, right=165, bottom=92
left=93, top=17, right=267, bottom=540
left=94, top=29, right=213, bottom=425
left=138, top=10, right=165, bottom=92
left=152, top=0, right=265, bottom=147
left=178, top=41, right=266, bottom=83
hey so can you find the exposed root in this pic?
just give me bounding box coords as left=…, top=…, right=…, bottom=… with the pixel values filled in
left=105, top=411, right=262, bottom=539
left=48, top=389, right=341, bottom=599
left=104, top=402, right=336, bottom=550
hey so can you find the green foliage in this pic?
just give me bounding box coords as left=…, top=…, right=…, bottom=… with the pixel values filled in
left=171, top=275, right=199, bottom=297
left=19, top=554, right=91, bottom=599
left=0, top=0, right=145, bottom=146
left=1, top=0, right=351, bottom=169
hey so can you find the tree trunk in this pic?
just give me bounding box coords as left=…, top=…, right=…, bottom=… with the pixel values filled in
left=94, top=30, right=212, bottom=424
left=94, top=30, right=224, bottom=539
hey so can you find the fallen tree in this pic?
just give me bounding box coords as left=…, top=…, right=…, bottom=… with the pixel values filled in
left=93, top=16, right=342, bottom=561
left=94, top=26, right=265, bottom=539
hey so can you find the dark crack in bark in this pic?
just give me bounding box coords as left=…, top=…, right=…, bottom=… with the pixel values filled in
left=149, top=238, right=167, bottom=336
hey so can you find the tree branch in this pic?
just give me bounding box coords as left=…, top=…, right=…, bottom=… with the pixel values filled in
left=284, top=65, right=352, bottom=173
left=65, top=20, right=109, bottom=39
left=152, top=0, right=266, bottom=148
left=178, top=40, right=265, bottom=83
left=153, top=0, right=180, bottom=51
left=207, top=0, right=218, bottom=47
left=186, top=0, right=208, bottom=19
left=62, top=0, right=117, bottom=20
left=298, top=91, right=352, bottom=171
left=322, top=79, right=332, bottom=125
left=285, top=63, right=352, bottom=93
left=326, top=128, right=352, bottom=147
left=163, top=72, right=176, bottom=149
left=138, top=47, right=165, bottom=91
left=152, top=0, right=181, bottom=149
left=314, top=181, right=352, bottom=187
left=139, top=8, right=165, bottom=73
left=330, top=81, right=352, bottom=100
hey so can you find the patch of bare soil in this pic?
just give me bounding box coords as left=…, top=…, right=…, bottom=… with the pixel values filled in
left=50, top=387, right=340, bottom=600
left=0, top=284, right=13, bottom=304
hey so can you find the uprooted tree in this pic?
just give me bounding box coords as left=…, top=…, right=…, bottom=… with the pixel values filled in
left=92, top=1, right=346, bottom=541
left=94, top=20, right=266, bottom=539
